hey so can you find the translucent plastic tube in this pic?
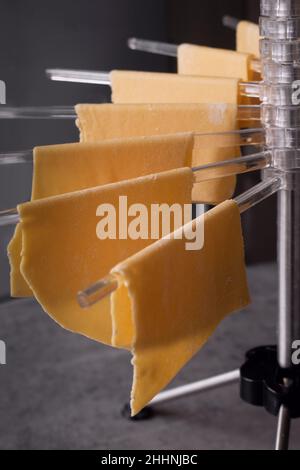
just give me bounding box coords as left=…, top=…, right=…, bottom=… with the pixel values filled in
left=11, top=138, right=300, bottom=167
left=235, top=175, right=282, bottom=213
left=0, top=150, right=33, bottom=165
left=45, top=68, right=297, bottom=106
left=222, top=15, right=240, bottom=31
left=0, top=128, right=265, bottom=166
left=0, top=106, right=76, bottom=119
left=0, top=150, right=270, bottom=227
left=128, top=38, right=177, bottom=57
left=46, top=69, right=111, bottom=85
left=46, top=67, right=262, bottom=98
left=193, top=128, right=264, bottom=148
left=0, top=104, right=261, bottom=121
left=239, top=81, right=261, bottom=99
left=0, top=209, right=19, bottom=227
left=192, top=151, right=270, bottom=184
left=127, top=38, right=261, bottom=73
left=78, top=274, right=118, bottom=308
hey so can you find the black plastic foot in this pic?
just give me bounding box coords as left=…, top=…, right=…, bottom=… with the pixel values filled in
left=240, top=345, right=300, bottom=418
left=121, top=403, right=155, bottom=421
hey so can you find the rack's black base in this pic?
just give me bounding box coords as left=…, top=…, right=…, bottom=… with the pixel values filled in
left=121, top=345, right=300, bottom=425
left=240, top=345, right=300, bottom=419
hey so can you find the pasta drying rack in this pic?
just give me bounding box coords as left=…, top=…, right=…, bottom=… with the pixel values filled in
left=117, top=0, right=300, bottom=450
left=1, top=0, right=300, bottom=451
left=122, top=0, right=300, bottom=450
left=138, top=0, right=300, bottom=450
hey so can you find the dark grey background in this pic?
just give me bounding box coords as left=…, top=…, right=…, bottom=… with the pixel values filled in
left=0, top=0, right=266, bottom=300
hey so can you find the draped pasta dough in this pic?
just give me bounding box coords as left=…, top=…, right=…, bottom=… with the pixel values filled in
left=237, top=21, right=260, bottom=58
left=111, top=200, right=250, bottom=415
left=76, top=103, right=238, bottom=143
left=18, top=168, right=194, bottom=346
left=178, top=44, right=252, bottom=81
left=109, top=70, right=239, bottom=104
left=76, top=102, right=239, bottom=204
left=8, top=135, right=194, bottom=297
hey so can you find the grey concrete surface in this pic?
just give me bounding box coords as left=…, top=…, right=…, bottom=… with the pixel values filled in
left=0, top=262, right=299, bottom=450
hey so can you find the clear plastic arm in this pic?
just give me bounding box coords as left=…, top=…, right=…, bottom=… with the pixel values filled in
left=0, top=104, right=261, bottom=121
left=128, top=37, right=261, bottom=74
left=0, top=128, right=265, bottom=166
left=77, top=176, right=281, bottom=308
left=239, top=81, right=260, bottom=99
left=0, top=150, right=270, bottom=228
left=127, top=38, right=178, bottom=57
left=222, top=15, right=239, bottom=30
left=0, top=106, right=76, bottom=119
left=194, top=128, right=264, bottom=149
left=0, top=209, right=19, bottom=227
left=78, top=274, right=119, bottom=308
left=235, top=176, right=282, bottom=213
left=0, top=150, right=33, bottom=165
left=192, top=150, right=270, bottom=183
left=46, top=66, right=261, bottom=97
left=46, top=69, right=111, bottom=85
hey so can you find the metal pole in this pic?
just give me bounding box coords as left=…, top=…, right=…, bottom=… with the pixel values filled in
left=259, top=0, right=300, bottom=368
left=275, top=405, right=291, bottom=450
left=260, top=0, right=300, bottom=449
left=278, top=180, right=300, bottom=369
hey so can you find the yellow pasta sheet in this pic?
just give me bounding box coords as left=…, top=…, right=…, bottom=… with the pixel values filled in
left=76, top=103, right=237, bottom=146
left=111, top=200, right=250, bottom=415
left=109, top=70, right=239, bottom=104
left=76, top=103, right=238, bottom=143
left=17, top=168, right=194, bottom=346
left=76, top=102, right=239, bottom=204
left=8, top=130, right=239, bottom=298
left=178, top=44, right=252, bottom=81
left=8, top=135, right=194, bottom=297
left=237, top=21, right=260, bottom=58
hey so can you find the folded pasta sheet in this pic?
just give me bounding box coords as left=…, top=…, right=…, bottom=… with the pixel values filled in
left=111, top=200, right=250, bottom=415
left=178, top=44, right=252, bottom=80
left=17, top=168, right=194, bottom=346
left=76, top=103, right=238, bottom=143
left=8, top=135, right=194, bottom=297
left=76, top=102, right=239, bottom=204
left=237, top=21, right=260, bottom=58
left=110, top=71, right=239, bottom=104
